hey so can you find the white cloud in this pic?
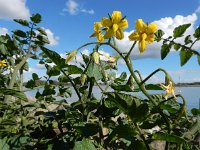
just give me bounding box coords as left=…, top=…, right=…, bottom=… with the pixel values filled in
left=115, top=12, right=199, bottom=59
left=195, top=6, right=200, bottom=14
left=0, top=27, right=8, bottom=35
left=63, top=0, right=94, bottom=15
left=45, top=29, right=59, bottom=46
left=0, top=0, right=30, bottom=20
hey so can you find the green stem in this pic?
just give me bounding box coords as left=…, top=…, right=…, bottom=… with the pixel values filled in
left=60, top=69, right=81, bottom=100
left=140, top=68, right=169, bottom=85
left=134, top=123, right=150, bottom=150
left=125, top=41, right=137, bottom=59
left=162, top=38, right=200, bottom=56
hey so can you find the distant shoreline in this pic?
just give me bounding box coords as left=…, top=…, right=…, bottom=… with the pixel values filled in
left=175, top=82, right=200, bottom=87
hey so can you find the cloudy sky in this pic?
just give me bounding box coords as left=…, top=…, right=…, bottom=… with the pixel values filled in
left=0, top=0, right=200, bottom=83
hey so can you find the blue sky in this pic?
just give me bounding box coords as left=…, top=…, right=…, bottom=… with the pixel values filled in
left=0, top=0, right=200, bottom=83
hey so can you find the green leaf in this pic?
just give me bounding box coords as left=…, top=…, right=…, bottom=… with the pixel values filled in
left=153, top=132, right=186, bottom=144
left=36, top=27, right=47, bottom=36
left=67, top=65, right=83, bottom=74
left=14, top=19, right=29, bottom=26
left=198, top=55, right=200, bottom=65
left=119, top=72, right=127, bottom=80
left=0, top=44, right=8, bottom=55
left=161, top=44, right=172, bottom=60
left=145, top=84, right=163, bottom=90
left=155, top=29, right=164, bottom=42
left=111, top=84, right=133, bottom=92
left=184, top=35, right=192, bottom=45
left=25, top=79, right=35, bottom=89
left=74, top=123, right=99, bottom=137
left=37, top=34, right=49, bottom=44
left=194, top=25, right=200, bottom=38
left=40, top=46, right=65, bottom=68
left=191, top=108, right=200, bottom=116
left=179, top=48, right=193, bottom=66
left=46, top=65, right=60, bottom=77
left=73, top=139, right=96, bottom=150
left=106, top=92, right=147, bottom=122
left=86, top=62, right=102, bottom=80
left=30, top=13, right=42, bottom=23
left=13, top=30, right=26, bottom=38
left=0, top=89, right=27, bottom=101
left=0, top=138, right=9, bottom=150
left=173, top=43, right=180, bottom=51
left=173, top=24, right=191, bottom=38
left=81, top=53, right=90, bottom=64
left=32, top=73, right=39, bottom=80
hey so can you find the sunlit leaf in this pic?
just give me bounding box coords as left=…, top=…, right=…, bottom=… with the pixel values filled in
left=36, top=27, right=47, bottom=36
left=179, top=48, right=193, bottom=66
left=14, top=19, right=29, bottom=27
left=40, top=46, right=65, bottom=68
left=86, top=62, right=102, bottom=80
left=173, top=24, right=191, bottom=38
left=0, top=138, right=9, bottom=150
left=30, top=13, right=42, bottom=23
left=153, top=132, right=186, bottom=144
left=194, top=25, right=200, bottom=38
left=73, top=139, right=96, bottom=150
left=161, top=44, right=172, bottom=60
left=13, top=30, right=26, bottom=38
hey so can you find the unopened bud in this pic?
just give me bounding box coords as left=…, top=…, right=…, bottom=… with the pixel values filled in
left=127, top=76, right=135, bottom=90
left=92, top=51, right=100, bottom=64
left=65, top=50, right=77, bottom=64
left=81, top=74, right=87, bottom=85
left=102, top=69, right=108, bottom=81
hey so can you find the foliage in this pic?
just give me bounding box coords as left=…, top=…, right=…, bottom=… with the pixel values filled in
left=0, top=12, right=199, bottom=150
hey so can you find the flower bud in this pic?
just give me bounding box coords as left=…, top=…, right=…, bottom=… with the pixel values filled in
left=127, top=76, right=135, bottom=90
left=92, top=51, right=100, bottom=64
left=65, top=50, right=77, bottom=64
left=102, top=69, right=108, bottom=81
left=81, top=74, right=87, bottom=86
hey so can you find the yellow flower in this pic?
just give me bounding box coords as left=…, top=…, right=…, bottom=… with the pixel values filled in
left=0, top=60, right=7, bottom=67
left=102, top=11, right=128, bottom=40
left=65, top=50, right=77, bottom=64
left=129, top=19, right=158, bottom=53
left=90, top=22, right=104, bottom=42
left=160, top=81, right=176, bottom=100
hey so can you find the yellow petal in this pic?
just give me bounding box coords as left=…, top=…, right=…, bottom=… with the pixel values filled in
left=102, top=18, right=112, bottom=27
left=97, top=34, right=104, bottom=42
left=128, top=31, right=140, bottom=41
left=104, top=28, right=114, bottom=39
left=141, top=33, right=147, bottom=41
left=135, top=19, right=147, bottom=33
left=118, top=19, right=128, bottom=29
left=115, top=29, right=124, bottom=40
left=147, top=22, right=158, bottom=34
left=146, top=34, right=155, bottom=43
left=113, top=24, right=119, bottom=32
left=111, top=11, right=122, bottom=24
left=94, top=22, right=102, bottom=31
left=139, top=39, right=147, bottom=53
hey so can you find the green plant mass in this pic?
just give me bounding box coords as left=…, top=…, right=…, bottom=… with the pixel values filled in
left=0, top=12, right=200, bottom=150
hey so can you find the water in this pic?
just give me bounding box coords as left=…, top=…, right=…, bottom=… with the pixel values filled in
left=25, top=86, right=200, bottom=111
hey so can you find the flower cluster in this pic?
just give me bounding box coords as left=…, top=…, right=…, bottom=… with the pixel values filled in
left=90, top=11, right=128, bottom=42
left=0, top=60, right=7, bottom=67
left=90, top=11, right=158, bottom=54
